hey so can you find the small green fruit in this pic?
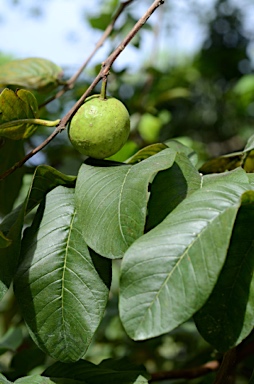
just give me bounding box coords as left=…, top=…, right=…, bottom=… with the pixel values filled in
left=68, top=94, right=130, bottom=159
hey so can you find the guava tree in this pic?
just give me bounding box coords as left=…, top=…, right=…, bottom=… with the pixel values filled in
left=0, top=1, right=254, bottom=383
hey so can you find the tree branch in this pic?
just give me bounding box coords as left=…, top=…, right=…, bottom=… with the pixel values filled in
left=150, top=360, right=220, bottom=382
left=0, top=0, right=164, bottom=181
left=39, top=0, right=135, bottom=109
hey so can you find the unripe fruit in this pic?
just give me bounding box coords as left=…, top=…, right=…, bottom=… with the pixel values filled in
left=68, top=95, right=130, bottom=159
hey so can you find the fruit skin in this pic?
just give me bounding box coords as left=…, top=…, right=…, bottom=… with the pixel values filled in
left=68, top=95, right=130, bottom=159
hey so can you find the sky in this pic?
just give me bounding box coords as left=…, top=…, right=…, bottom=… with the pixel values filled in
left=0, top=0, right=253, bottom=73
left=0, top=0, right=213, bottom=72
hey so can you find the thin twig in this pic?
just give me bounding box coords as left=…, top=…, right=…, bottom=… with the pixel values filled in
left=39, top=0, right=135, bottom=109
left=150, top=360, right=220, bottom=382
left=213, top=348, right=237, bottom=384
left=0, top=0, right=164, bottom=181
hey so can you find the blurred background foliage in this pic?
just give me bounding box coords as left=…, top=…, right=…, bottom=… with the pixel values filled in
left=0, top=0, right=254, bottom=382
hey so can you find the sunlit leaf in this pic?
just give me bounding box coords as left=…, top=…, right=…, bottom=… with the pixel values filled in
left=119, top=181, right=253, bottom=340
left=75, top=148, right=176, bottom=259
left=0, top=57, right=63, bottom=92
left=0, top=88, right=39, bottom=139
left=194, top=191, right=254, bottom=351
left=127, top=143, right=167, bottom=164
left=0, top=373, right=12, bottom=384
left=14, top=186, right=111, bottom=362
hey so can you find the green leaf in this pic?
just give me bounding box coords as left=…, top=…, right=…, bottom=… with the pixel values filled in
left=127, top=143, right=168, bottom=164
left=0, top=88, right=39, bottom=139
left=0, top=373, right=12, bottom=383
left=14, top=186, right=111, bottom=362
left=0, top=327, right=23, bottom=355
left=0, top=58, right=63, bottom=92
left=164, top=139, right=199, bottom=167
left=0, top=166, right=76, bottom=299
left=0, top=231, right=12, bottom=248
left=249, top=371, right=254, bottom=384
left=43, top=358, right=150, bottom=384
left=194, top=191, right=254, bottom=352
left=75, top=148, right=176, bottom=259
left=15, top=376, right=54, bottom=384
left=119, top=182, right=253, bottom=340
left=146, top=152, right=201, bottom=230
left=202, top=167, right=249, bottom=187
left=0, top=139, right=25, bottom=215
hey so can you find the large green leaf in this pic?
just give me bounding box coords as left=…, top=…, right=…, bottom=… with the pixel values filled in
left=14, top=186, right=111, bottom=362
left=146, top=152, right=201, bottom=230
left=0, top=88, right=39, bottom=139
left=43, top=358, right=150, bottom=384
left=75, top=148, right=176, bottom=259
left=0, top=139, right=25, bottom=215
left=15, top=376, right=55, bottom=384
left=0, top=373, right=12, bottom=383
left=0, top=58, right=63, bottom=92
left=194, top=191, right=254, bottom=351
left=119, top=181, right=253, bottom=340
left=0, top=166, right=76, bottom=300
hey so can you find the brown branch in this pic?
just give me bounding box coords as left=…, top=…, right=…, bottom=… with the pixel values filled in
left=0, top=0, right=164, bottom=181
left=213, top=348, right=237, bottom=384
left=150, top=360, right=220, bottom=382
left=39, top=0, right=135, bottom=109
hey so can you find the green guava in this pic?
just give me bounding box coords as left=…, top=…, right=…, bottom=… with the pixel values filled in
left=68, top=94, right=130, bottom=159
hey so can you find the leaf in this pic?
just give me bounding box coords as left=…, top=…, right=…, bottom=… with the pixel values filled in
left=201, top=167, right=249, bottom=187
left=43, top=358, right=150, bottom=384
left=14, top=186, right=111, bottom=362
left=15, top=376, right=55, bottom=384
left=0, top=231, right=12, bottom=248
left=200, top=135, right=254, bottom=174
left=0, top=58, right=63, bottom=92
left=0, top=88, right=39, bottom=139
left=119, top=181, right=253, bottom=340
left=0, top=327, right=23, bottom=355
left=127, top=143, right=168, bottom=164
left=0, top=166, right=76, bottom=300
left=0, top=139, right=25, bottom=215
left=194, top=191, right=254, bottom=352
left=0, top=373, right=12, bottom=383
left=164, top=139, right=199, bottom=167
left=75, top=148, right=176, bottom=259
left=249, top=371, right=254, bottom=384
left=146, top=152, right=201, bottom=230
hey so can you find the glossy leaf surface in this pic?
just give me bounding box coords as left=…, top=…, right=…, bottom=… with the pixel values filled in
left=120, top=181, right=253, bottom=340
left=194, top=191, right=254, bottom=351
left=14, top=186, right=111, bottom=362
left=75, top=148, right=176, bottom=259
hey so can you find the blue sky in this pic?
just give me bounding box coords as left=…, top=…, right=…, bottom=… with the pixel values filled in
left=0, top=0, right=211, bottom=71
left=1, top=0, right=253, bottom=72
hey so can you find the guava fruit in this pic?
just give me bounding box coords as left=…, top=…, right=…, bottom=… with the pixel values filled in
left=68, top=94, right=130, bottom=159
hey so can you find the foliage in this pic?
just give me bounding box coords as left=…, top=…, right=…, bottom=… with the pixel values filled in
left=0, top=0, right=254, bottom=383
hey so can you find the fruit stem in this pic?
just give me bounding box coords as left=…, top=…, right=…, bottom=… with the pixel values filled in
left=100, top=77, right=108, bottom=100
